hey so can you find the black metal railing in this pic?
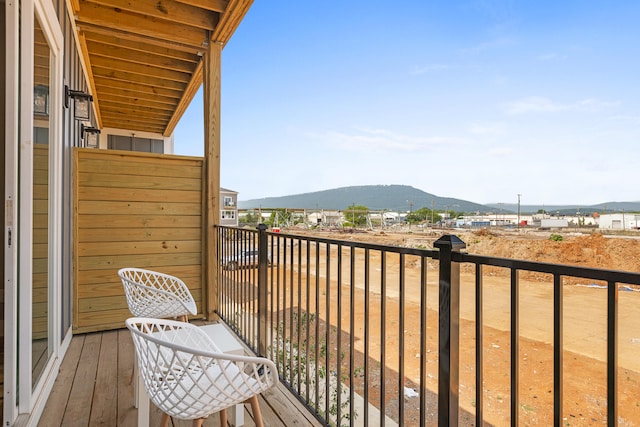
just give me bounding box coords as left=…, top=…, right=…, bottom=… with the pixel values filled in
left=215, top=225, right=640, bottom=427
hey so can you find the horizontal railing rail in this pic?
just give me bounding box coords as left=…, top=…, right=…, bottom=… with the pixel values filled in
left=215, top=225, right=640, bottom=427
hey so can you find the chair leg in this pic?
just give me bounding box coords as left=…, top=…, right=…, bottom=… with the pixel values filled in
left=219, top=409, right=228, bottom=426
left=129, top=361, right=135, bottom=385
left=192, top=419, right=204, bottom=427
left=160, top=413, right=171, bottom=427
left=248, top=395, right=264, bottom=427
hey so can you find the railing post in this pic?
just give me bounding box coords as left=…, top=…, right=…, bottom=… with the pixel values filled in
left=434, top=234, right=466, bottom=427
left=257, top=224, right=268, bottom=357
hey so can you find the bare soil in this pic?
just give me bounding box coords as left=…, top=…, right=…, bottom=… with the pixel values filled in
left=286, top=226, right=640, bottom=426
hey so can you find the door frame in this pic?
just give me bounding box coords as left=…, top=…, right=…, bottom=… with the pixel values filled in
left=4, top=0, right=20, bottom=420
left=5, top=0, right=65, bottom=423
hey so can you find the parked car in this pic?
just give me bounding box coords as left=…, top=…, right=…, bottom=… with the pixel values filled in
left=221, top=249, right=271, bottom=270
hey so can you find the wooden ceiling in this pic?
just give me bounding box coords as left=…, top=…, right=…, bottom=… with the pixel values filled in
left=71, top=0, right=252, bottom=136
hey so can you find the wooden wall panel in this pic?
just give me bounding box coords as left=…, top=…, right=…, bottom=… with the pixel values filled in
left=73, top=148, right=205, bottom=333
left=33, top=145, right=49, bottom=339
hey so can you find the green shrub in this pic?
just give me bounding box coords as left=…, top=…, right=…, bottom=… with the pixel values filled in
left=549, top=234, right=563, bottom=242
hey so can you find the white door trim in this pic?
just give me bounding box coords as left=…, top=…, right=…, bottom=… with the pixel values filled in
left=4, top=0, right=21, bottom=421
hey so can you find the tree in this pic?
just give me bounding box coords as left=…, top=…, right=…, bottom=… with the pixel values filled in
left=265, top=209, right=292, bottom=227
left=406, top=207, right=440, bottom=224
left=240, top=212, right=259, bottom=226
left=448, top=210, right=462, bottom=220
left=344, top=204, right=369, bottom=227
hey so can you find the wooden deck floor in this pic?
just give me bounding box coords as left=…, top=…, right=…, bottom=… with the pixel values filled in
left=37, top=323, right=323, bottom=427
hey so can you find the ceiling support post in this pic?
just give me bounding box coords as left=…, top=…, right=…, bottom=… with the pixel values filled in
left=203, top=41, right=222, bottom=321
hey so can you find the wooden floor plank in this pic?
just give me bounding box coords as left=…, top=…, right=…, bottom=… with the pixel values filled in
left=38, top=327, right=321, bottom=427
left=117, top=329, right=137, bottom=426
left=89, top=330, right=119, bottom=426
left=61, top=333, right=102, bottom=426
left=37, top=335, right=85, bottom=427
left=261, top=383, right=325, bottom=427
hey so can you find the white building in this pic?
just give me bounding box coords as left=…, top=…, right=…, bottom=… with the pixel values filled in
left=597, top=213, right=640, bottom=230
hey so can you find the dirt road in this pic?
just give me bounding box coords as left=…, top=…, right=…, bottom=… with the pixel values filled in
left=285, top=227, right=640, bottom=426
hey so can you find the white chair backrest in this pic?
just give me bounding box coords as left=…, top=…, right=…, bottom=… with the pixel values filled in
left=126, top=317, right=279, bottom=420
left=118, top=268, right=197, bottom=319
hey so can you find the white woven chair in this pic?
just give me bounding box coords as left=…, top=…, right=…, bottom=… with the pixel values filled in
left=118, top=267, right=197, bottom=322
left=126, top=317, right=279, bottom=427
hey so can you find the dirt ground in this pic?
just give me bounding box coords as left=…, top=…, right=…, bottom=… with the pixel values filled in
left=286, top=226, right=640, bottom=426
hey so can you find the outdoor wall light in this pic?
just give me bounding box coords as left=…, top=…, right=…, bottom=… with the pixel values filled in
left=34, top=85, right=49, bottom=116
left=81, top=123, right=101, bottom=148
left=65, top=85, right=93, bottom=120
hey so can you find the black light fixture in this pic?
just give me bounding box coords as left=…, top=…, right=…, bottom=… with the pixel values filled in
left=34, top=85, right=49, bottom=116
left=65, top=84, right=93, bottom=120
left=81, top=123, right=101, bottom=148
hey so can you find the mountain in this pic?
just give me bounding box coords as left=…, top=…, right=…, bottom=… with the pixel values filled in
left=238, top=185, right=640, bottom=214
left=238, top=185, right=490, bottom=213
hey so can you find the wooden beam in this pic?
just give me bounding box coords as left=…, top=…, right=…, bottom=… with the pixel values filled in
left=100, top=121, right=165, bottom=134
left=78, top=31, right=103, bottom=128
left=84, top=30, right=201, bottom=63
left=163, top=59, right=202, bottom=136
left=174, top=0, right=228, bottom=13
left=104, top=115, right=164, bottom=134
left=212, top=0, right=252, bottom=46
left=85, top=0, right=219, bottom=30
left=76, top=2, right=208, bottom=48
left=203, top=43, right=221, bottom=320
left=93, top=77, right=183, bottom=100
left=78, top=22, right=203, bottom=55
left=97, top=87, right=179, bottom=107
left=97, top=93, right=177, bottom=111
left=91, top=66, right=187, bottom=91
left=98, top=100, right=173, bottom=119
left=89, top=55, right=191, bottom=83
left=86, top=40, right=196, bottom=74
left=70, top=0, right=80, bottom=14
left=99, top=113, right=168, bottom=128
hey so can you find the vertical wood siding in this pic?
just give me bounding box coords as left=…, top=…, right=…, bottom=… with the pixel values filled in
left=74, top=148, right=205, bottom=333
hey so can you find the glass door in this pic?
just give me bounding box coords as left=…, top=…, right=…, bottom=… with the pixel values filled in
left=16, top=0, right=62, bottom=418
left=4, top=0, right=62, bottom=422
left=31, top=13, right=51, bottom=387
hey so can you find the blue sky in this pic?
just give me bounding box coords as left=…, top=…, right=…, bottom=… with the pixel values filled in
left=174, top=1, right=640, bottom=206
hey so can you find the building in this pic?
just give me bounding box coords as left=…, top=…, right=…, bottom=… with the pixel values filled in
left=1, top=1, right=250, bottom=424
left=598, top=213, right=640, bottom=230
left=220, top=188, right=239, bottom=227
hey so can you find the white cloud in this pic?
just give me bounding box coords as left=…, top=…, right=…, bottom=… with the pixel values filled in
left=605, top=114, right=640, bottom=125
left=310, top=128, right=467, bottom=151
left=505, top=96, right=620, bottom=115
left=487, top=146, right=514, bottom=156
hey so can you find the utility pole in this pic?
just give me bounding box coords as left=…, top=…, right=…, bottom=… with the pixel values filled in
left=517, top=194, right=521, bottom=231
left=407, top=200, right=414, bottom=230
left=352, top=202, right=355, bottom=229
left=431, top=199, right=435, bottom=225
left=407, top=200, right=414, bottom=213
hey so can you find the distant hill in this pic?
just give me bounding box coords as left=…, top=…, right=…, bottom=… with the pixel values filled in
left=238, top=185, right=640, bottom=214
left=238, top=185, right=490, bottom=213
